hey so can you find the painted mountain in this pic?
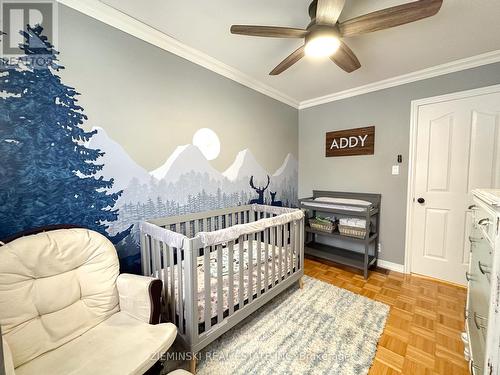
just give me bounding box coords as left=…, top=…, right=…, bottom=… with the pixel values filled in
left=224, top=149, right=269, bottom=184
left=270, top=153, right=298, bottom=207
left=83, top=128, right=298, bottom=272
left=87, top=127, right=153, bottom=192
left=151, top=144, right=223, bottom=183
left=145, top=144, right=226, bottom=204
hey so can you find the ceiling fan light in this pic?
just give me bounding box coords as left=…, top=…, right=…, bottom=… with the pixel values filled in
left=305, top=36, right=340, bottom=58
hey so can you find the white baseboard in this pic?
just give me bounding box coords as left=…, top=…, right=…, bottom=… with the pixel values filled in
left=377, top=260, right=405, bottom=273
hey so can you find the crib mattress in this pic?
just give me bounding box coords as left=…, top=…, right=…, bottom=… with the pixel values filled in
left=158, top=241, right=297, bottom=323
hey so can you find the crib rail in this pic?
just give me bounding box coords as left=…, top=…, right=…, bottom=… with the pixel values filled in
left=148, top=205, right=255, bottom=237
left=140, top=222, right=188, bottom=335
left=140, top=204, right=304, bottom=353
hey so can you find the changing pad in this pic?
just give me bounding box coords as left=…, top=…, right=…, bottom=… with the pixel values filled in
left=302, top=197, right=372, bottom=212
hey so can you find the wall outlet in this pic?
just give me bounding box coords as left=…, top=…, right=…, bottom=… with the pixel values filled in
left=377, top=243, right=382, bottom=253
left=392, top=165, right=400, bottom=175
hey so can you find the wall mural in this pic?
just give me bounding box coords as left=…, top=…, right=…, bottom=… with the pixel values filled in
left=0, top=26, right=298, bottom=274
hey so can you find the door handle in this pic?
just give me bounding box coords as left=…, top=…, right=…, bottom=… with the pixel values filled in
left=470, top=360, right=481, bottom=375
left=468, top=204, right=478, bottom=210
left=466, top=272, right=473, bottom=281
left=473, top=311, right=487, bottom=330
left=479, top=261, right=491, bottom=275
left=417, top=197, right=425, bottom=204
left=479, top=218, right=491, bottom=227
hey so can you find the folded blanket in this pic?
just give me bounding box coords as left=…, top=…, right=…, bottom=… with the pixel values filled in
left=339, top=218, right=366, bottom=228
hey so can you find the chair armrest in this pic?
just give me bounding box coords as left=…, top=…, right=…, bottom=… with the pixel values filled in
left=116, top=274, right=162, bottom=324
left=2, top=337, right=15, bottom=375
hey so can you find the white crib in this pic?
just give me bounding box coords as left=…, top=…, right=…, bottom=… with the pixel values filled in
left=139, top=204, right=305, bottom=371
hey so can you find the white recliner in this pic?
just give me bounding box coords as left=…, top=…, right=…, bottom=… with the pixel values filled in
left=0, top=227, right=178, bottom=375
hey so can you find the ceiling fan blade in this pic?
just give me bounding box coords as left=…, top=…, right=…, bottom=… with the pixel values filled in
left=269, top=45, right=305, bottom=75
left=316, top=0, right=346, bottom=25
left=339, top=0, right=443, bottom=37
left=230, top=25, right=307, bottom=38
left=330, top=42, right=361, bottom=73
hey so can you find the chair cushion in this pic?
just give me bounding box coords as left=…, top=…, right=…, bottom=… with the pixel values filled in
left=15, top=312, right=177, bottom=375
left=0, top=229, right=120, bottom=367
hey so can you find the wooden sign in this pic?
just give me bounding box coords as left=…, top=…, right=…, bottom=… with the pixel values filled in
left=325, top=126, right=375, bottom=157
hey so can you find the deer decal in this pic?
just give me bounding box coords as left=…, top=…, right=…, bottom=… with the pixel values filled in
left=270, top=191, right=283, bottom=207
left=249, top=175, right=270, bottom=204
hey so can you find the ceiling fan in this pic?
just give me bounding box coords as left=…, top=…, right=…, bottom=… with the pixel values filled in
left=230, top=0, right=443, bottom=75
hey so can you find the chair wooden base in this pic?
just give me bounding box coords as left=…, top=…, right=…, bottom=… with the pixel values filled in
left=189, top=357, right=197, bottom=374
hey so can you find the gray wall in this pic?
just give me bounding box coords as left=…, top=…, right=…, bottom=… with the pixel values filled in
left=299, top=62, right=500, bottom=265
left=58, top=5, right=298, bottom=174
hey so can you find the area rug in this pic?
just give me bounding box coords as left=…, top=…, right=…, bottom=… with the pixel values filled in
left=195, top=276, right=389, bottom=375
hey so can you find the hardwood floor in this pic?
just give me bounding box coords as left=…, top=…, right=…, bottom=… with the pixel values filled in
left=304, top=257, right=469, bottom=375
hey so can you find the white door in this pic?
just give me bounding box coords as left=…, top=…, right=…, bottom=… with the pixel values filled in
left=410, top=90, right=500, bottom=285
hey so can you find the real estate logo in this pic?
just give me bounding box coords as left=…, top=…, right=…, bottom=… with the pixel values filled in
left=0, top=0, right=57, bottom=62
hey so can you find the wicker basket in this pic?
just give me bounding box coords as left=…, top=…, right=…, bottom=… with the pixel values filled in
left=309, top=218, right=336, bottom=233
left=338, top=224, right=367, bottom=239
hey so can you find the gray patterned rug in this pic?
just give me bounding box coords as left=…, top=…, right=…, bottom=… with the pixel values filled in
left=193, top=276, right=389, bottom=375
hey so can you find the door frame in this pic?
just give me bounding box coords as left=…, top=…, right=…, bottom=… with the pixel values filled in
left=404, top=84, right=500, bottom=274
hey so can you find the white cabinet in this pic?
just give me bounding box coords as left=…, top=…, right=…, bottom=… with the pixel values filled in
left=465, top=190, right=500, bottom=374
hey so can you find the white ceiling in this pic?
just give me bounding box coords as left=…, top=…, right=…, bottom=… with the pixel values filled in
left=100, top=0, right=500, bottom=104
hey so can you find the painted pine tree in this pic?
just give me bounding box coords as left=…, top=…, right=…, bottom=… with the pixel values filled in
left=0, top=25, right=130, bottom=242
left=0, top=31, right=31, bottom=235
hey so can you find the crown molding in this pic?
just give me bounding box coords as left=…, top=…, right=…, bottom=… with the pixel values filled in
left=299, top=49, right=500, bottom=109
left=57, top=0, right=300, bottom=109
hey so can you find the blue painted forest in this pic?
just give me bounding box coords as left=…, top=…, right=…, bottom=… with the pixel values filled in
left=0, top=26, right=131, bottom=244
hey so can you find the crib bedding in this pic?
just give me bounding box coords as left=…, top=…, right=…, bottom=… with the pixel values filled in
left=159, top=240, right=297, bottom=323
